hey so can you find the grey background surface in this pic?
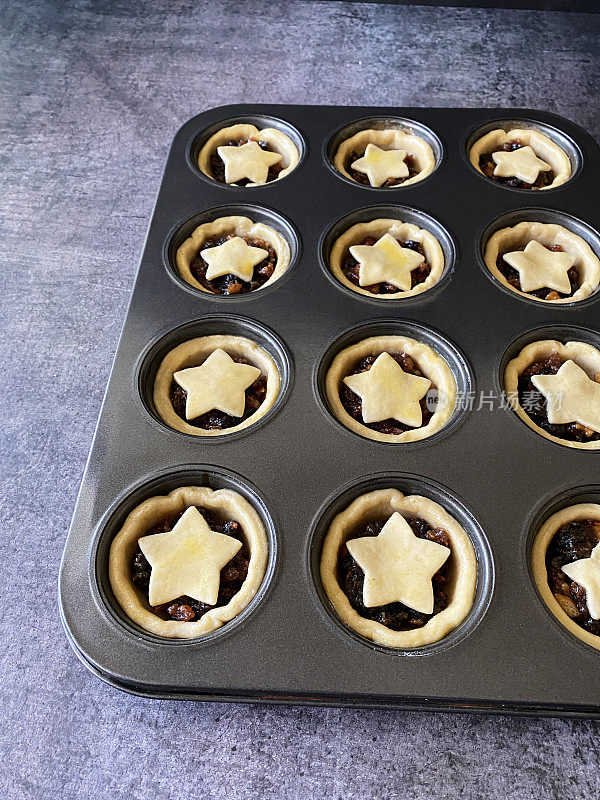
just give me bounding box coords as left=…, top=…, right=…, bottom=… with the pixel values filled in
left=1, top=1, right=600, bottom=798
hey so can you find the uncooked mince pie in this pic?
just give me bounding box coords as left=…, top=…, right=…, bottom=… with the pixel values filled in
left=320, top=488, right=477, bottom=648
left=329, top=218, right=445, bottom=299
left=504, top=340, right=600, bottom=449
left=532, top=503, right=600, bottom=651
left=469, top=127, right=571, bottom=190
left=197, top=123, right=300, bottom=186
left=333, top=128, right=436, bottom=187
left=484, top=221, right=600, bottom=304
left=153, top=334, right=280, bottom=436
left=176, top=216, right=291, bottom=295
left=325, top=335, right=457, bottom=443
left=109, top=486, right=268, bottom=638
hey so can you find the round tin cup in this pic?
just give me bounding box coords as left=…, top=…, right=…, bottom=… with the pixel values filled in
left=135, top=314, right=293, bottom=442
left=525, top=485, right=600, bottom=654
left=498, top=322, right=600, bottom=452
left=188, top=114, right=306, bottom=188
left=314, top=319, right=473, bottom=447
left=164, top=204, right=300, bottom=301
left=90, top=464, right=279, bottom=647
left=306, top=472, right=494, bottom=657
left=464, top=117, right=582, bottom=193
left=324, top=115, right=444, bottom=189
left=478, top=208, right=600, bottom=309
left=319, top=204, right=456, bottom=305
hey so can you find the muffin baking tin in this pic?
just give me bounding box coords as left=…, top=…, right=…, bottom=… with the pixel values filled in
left=60, top=106, right=600, bottom=716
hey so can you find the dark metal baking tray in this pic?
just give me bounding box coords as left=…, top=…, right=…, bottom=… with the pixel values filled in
left=59, top=105, right=600, bottom=716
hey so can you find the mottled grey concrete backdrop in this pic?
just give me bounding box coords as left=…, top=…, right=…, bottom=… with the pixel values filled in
left=1, top=1, right=600, bottom=798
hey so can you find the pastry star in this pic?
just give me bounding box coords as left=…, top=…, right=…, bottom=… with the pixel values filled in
left=503, top=240, right=576, bottom=294
left=138, top=506, right=242, bottom=607
left=201, top=236, right=268, bottom=283
left=350, top=143, right=410, bottom=187
left=491, top=145, right=551, bottom=184
left=343, top=352, right=431, bottom=427
left=347, top=512, right=450, bottom=612
left=349, top=233, right=425, bottom=291
left=562, top=542, right=600, bottom=619
left=217, top=140, right=282, bottom=184
left=531, top=359, right=600, bottom=431
left=173, top=348, right=261, bottom=420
